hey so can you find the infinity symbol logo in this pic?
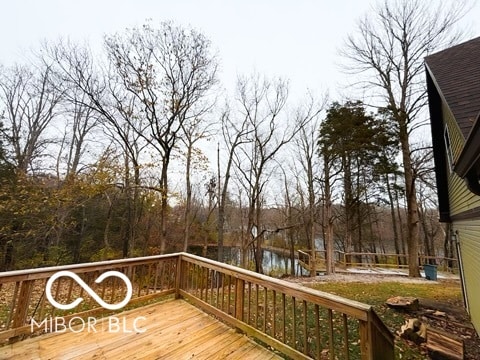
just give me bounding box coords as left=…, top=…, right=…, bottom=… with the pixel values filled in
left=46, top=271, right=133, bottom=311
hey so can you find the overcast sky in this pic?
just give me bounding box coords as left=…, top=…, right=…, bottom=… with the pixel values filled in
left=2, top=0, right=478, bottom=103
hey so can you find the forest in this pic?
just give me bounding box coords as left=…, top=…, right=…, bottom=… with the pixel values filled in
left=0, top=0, right=466, bottom=276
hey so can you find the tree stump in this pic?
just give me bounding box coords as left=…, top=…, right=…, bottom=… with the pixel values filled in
left=386, top=296, right=419, bottom=311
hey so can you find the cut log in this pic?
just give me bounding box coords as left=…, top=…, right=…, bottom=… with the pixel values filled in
left=399, top=318, right=427, bottom=344
left=426, top=327, right=464, bottom=360
left=386, top=296, right=419, bottom=311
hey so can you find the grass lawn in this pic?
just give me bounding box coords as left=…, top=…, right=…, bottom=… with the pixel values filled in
left=305, top=279, right=464, bottom=359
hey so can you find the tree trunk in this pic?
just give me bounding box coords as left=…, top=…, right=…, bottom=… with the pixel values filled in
left=386, top=175, right=402, bottom=260
left=160, top=157, right=169, bottom=254
left=183, top=145, right=192, bottom=252
left=307, top=155, right=316, bottom=277
left=217, top=145, right=224, bottom=263
left=399, top=120, right=421, bottom=277
left=253, top=195, right=264, bottom=274
left=343, top=154, right=353, bottom=265
left=324, top=155, right=335, bottom=275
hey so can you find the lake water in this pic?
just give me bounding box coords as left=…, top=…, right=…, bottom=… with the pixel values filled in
left=188, top=246, right=308, bottom=277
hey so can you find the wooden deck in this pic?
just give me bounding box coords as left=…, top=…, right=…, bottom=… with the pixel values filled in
left=0, top=299, right=281, bottom=360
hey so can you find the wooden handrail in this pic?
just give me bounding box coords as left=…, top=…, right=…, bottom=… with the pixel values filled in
left=298, top=249, right=458, bottom=272
left=0, top=253, right=395, bottom=359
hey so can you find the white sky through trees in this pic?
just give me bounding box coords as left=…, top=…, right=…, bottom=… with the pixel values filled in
left=2, top=0, right=478, bottom=103
left=1, top=0, right=479, bottom=204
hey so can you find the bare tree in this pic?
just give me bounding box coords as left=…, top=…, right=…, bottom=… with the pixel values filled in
left=341, top=0, right=467, bottom=277
left=0, top=63, right=62, bottom=174
left=180, top=115, right=215, bottom=252
left=233, top=73, right=303, bottom=273
left=58, top=91, right=100, bottom=179
left=279, top=163, right=298, bottom=276
left=292, top=93, right=325, bottom=275
left=217, top=104, right=252, bottom=263
left=104, top=21, right=218, bottom=253
left=44, top=39, right=146, bottom=257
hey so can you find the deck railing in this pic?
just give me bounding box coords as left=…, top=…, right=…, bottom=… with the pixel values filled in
left=0, top=253, right=394, bottom=359
left=298, top=249, right=458, bottom=272
left=0, top=254, right=179, bottom=343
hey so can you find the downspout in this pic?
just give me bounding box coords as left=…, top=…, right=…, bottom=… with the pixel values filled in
left=453, top=231, right=469, bottom=311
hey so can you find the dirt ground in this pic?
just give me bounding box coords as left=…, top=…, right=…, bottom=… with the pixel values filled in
left=288, top=272, right=480, bottom=359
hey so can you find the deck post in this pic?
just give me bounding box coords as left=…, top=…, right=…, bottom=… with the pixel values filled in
left=359, top=319, right=371, bottom=360
left=175, top=255, right=182, bottom=299
left=235, top=278, right=245, bottom=321
left=10, top=280, right=34, bottom=343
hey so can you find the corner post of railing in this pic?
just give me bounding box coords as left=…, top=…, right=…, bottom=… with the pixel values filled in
left=235, top=277, right=245, bottom=321
left=175, top=254, right=183, bottom=299
left=359, top=316, right=372, bottom=360
left=360, top=309, right=395, bottom=360
left=10, top=279, right=34, bottom=343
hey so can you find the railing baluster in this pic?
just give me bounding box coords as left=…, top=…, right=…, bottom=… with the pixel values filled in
left=186, top=262, right=192, bottom=292
left=135, top=265, right=142, bottom=297
left=153, top=262, right=159, bottom=292
left=55, top=276, right=64, bottom=314
left=220, top=273, right=225, bottom=311
left=216, top=271, right=221, bottom=308
left=159, top=261, right=165, bottom=290
left=292, top=297, right=297, bottom=349
left=328, top=309, right=334, bottom=359
left=247, top=282, right=251, bottom=325
left=200, top=266, right=204, bottom=301
left=192, top=262, right=196, bottom=295
left=67, top=277, right=74, bottom=305
left=303, top=300, right=308, bottom=354
left=343, top=313, right=350, bottom=360
left=105, top=279, right=111, bottom=303
left=281, top=293, right=286, bottom=344
left=315, top=304, right=321, bottom=360
left=272, top=290, right=276, bottom=337
left=262, top=287, right=267, bottom=333
left=226, top=275, right=231, bottom=315
left=145, top=264, right=152, bottom=296
left=209, top=270, right=214, bottom=305
left=255, top=284, right=259, bottom=329
left=38, top=279, right=48, bottom=322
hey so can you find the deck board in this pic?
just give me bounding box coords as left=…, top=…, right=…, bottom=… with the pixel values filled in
left=0, top=299, right=281, bottom=360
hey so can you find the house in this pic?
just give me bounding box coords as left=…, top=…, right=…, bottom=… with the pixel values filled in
left=426, top=36, right=480, bottom=335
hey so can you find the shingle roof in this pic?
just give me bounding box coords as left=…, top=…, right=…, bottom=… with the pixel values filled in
left=425, top=36, right=480, bottom=140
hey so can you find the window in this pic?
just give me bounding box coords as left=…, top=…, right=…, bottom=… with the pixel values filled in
left=444, top=126, right=454, bottom=170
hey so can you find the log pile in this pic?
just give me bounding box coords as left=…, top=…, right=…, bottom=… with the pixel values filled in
left=387, top=296, right=466, bottom=359
left=399, top=318, right=427, bottom=345
left=426, top=327, right=464, bottom=360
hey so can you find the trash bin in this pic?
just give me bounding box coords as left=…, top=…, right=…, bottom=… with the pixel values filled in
left=423, top=264, right=437, bottom=281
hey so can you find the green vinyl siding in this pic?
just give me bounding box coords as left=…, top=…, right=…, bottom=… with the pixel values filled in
left=454, top=219, right=480, bottom=335
left=443, top=103, right=480, bottom=215
left=448, top=171, right=480, bottom=215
